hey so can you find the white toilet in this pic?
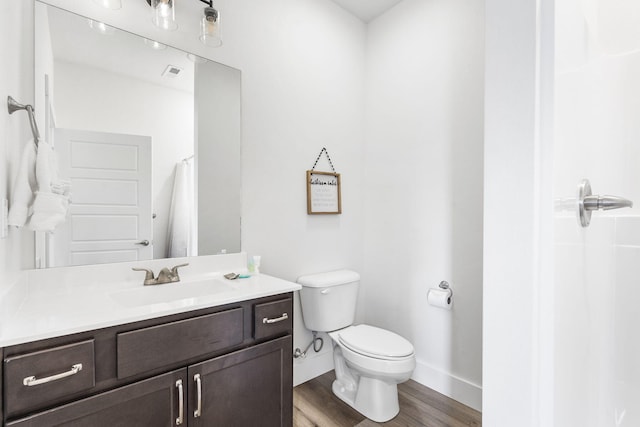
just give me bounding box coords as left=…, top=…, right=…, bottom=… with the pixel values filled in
left=297, top=270, right=415, bottom=422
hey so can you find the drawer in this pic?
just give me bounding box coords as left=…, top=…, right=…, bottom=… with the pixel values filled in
left=117, top=307, right=244, bottom=379
left=4, top=339, right=95, bottom=417
left=254, top=298, right=293, bottom=340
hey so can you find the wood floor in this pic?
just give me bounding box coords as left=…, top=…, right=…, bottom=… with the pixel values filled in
left=293, top=371, right=481, bottom=427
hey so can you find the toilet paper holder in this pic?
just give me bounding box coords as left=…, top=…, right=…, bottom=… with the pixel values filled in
left=438, top=281, right=453, bottom=304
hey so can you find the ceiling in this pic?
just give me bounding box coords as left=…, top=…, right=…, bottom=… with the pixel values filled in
left=330, top=0, right=404, bottom=22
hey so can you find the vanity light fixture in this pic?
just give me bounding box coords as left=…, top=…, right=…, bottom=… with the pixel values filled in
left=144, top=0, right=223, bottom=47
left=93, top=0, right=122, bottom=10
left=149, top=0, right=177, bottom=31
left=200, top=3, right=222, bottom=47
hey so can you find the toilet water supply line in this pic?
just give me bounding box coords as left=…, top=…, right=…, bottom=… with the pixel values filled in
left=294, top=331, right=324, bottom=359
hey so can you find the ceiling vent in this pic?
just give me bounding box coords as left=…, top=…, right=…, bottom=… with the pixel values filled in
left=161, top=64, right=183, bottom=78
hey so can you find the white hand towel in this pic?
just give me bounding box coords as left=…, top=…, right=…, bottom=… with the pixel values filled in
left=29, top=140, right=70, bottom=231
left=7, top=140, right=37, bottom=227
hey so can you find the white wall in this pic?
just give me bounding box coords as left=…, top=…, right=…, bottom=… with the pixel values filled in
left=0, top=1, right=36, bottom=293
left=363, top=0, right=484, bottom=410
left=233, top=0, right=368, bottom=385
left=53, top=60, right=193, bottom=259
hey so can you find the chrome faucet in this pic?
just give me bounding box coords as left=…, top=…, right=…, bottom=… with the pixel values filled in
left=132, top=263, right=189, bottom=286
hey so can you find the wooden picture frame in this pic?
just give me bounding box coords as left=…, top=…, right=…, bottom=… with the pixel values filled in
left=306, top=170, right=342, bottom=214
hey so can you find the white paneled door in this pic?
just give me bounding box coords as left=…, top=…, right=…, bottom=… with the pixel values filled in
left=553, top=0, right=640, bottom=426
left=51, top=128, right=152, bottom=267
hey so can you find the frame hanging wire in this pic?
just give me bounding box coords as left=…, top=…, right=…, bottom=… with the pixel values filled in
left=311, top=147, right=336, bottom=172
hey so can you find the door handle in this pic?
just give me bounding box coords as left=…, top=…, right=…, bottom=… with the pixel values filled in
left=135, top=240, right=150, bottom=246
left=194, top=373, right=202, bottom=418
left=176, top=379, right=184, bottom=426
left=583, top=195, right=633, bottom=211
left=578, top=179, right=633, bottom=227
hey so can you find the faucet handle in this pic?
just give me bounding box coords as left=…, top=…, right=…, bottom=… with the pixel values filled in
left=170, top=263, right=189, bottom=279
left=132, top=267, right=155, bottom=285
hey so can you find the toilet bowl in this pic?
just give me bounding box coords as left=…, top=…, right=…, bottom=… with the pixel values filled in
left=328, top=325, right=415, bottom=422
left=297, top=270, right=416, bottom=423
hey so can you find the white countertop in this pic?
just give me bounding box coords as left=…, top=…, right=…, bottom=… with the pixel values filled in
left=0, top=254, right=301, bottom=347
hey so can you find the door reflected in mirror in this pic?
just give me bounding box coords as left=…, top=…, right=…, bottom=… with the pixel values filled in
left=34, top=2, right=241, bottom=268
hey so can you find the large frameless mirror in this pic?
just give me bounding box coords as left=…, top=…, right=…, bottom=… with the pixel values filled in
left=34, top=2, right=241, bottom=268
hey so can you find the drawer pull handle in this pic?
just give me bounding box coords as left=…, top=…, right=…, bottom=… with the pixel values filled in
left=23, top=363, right=83, bottom=387
left=176, top=379, right=184, bottom=426
left=194, top=373, right=202, bottom=418
left=262, top=313, right=288, bottom=324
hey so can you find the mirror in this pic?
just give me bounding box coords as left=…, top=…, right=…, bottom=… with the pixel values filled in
left=34, top=2, right=241, bottom=268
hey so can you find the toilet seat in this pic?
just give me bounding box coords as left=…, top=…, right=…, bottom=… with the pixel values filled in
left=336, top=325, right=414, bottom=360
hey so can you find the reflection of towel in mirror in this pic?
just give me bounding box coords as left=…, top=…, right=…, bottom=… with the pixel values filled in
left=7, top=140, right=37, bottom=227
left=30, top=141, right=71, bottom=232
left=167, top=159, right=196, bottom=258
left=30, top=192, right=70, bottom=232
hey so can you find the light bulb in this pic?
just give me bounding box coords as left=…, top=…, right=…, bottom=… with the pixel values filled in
left=151, top=0, right=177, bottom=31
left=200, top=7, right=222, bottom=47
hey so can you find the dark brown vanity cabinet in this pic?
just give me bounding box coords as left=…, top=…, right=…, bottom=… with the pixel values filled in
left=1, top=293, right=294, bottom=427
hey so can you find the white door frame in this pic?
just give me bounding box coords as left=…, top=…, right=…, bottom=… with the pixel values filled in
left=483, top=0, right=555, bottom=425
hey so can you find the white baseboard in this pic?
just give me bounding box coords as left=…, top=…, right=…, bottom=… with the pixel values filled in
left=412, top=359, right=482, bottom=412
left=293, top=349, right=334, bottom=387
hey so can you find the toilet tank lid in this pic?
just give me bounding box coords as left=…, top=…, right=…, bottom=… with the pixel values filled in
left=297, top=270, right=360, bottom=288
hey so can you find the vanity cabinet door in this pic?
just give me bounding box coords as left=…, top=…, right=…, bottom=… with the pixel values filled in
left=7, top=370, right=185, bottom=427
left=188, top=335, right=293, bottom=427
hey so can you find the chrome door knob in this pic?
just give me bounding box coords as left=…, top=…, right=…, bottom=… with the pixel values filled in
left=135, top=240, right=150, bottom=246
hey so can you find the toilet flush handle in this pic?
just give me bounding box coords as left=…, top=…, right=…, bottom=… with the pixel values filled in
left=321, top=288, right=330, bottom=295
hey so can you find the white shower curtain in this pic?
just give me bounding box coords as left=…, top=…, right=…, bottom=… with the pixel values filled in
left=166, top=158, right=197, bottom=258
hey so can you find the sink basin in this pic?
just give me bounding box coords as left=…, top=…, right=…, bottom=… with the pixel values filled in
left=110, top=279, right=236, bottom=307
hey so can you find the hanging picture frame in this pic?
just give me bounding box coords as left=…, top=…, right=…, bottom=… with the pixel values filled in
left=307, top=170, right=342, bottom=214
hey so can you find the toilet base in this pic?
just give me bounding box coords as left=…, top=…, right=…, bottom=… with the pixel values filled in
left=332, top=345, right=400, bottom=422
left=332, top=376, right=400, bottom=423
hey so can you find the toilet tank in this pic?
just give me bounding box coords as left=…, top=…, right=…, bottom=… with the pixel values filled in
left=297, top=270, right=360, bottom=332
